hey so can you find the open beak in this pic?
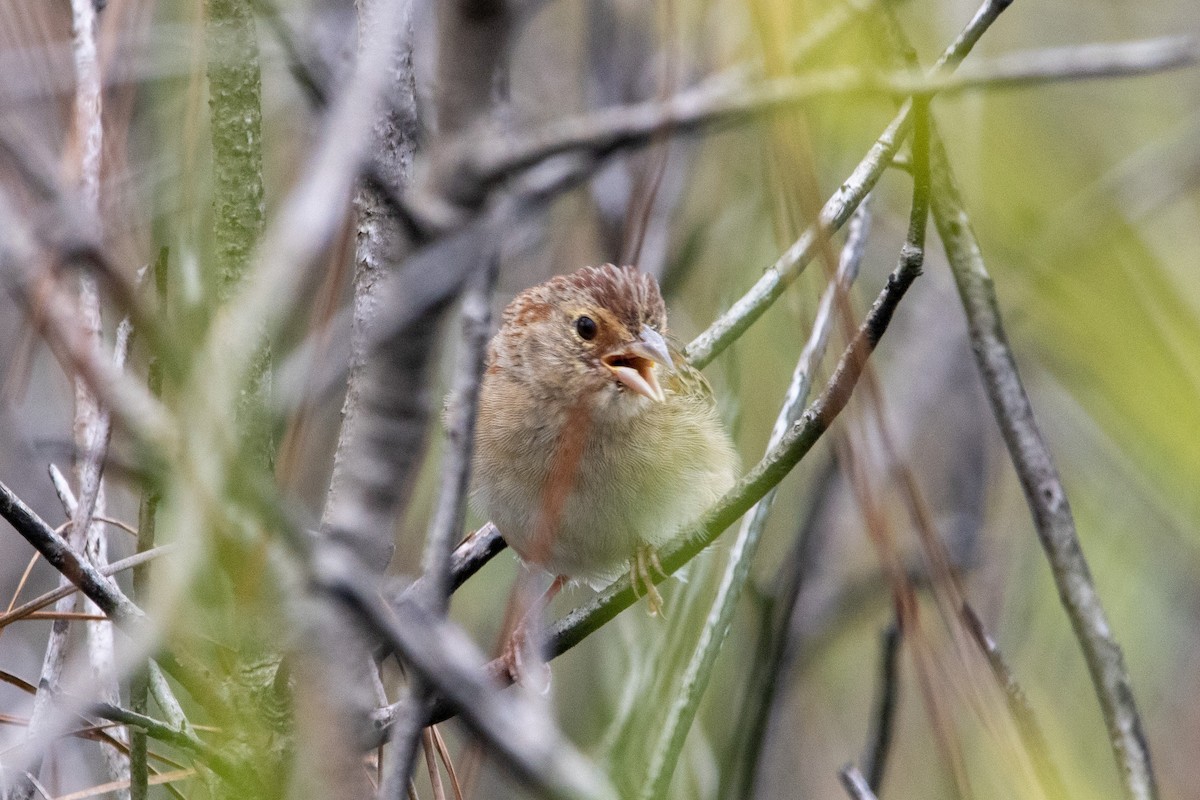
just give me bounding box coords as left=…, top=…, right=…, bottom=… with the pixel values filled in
left=602, top=326, right=673, bottom=403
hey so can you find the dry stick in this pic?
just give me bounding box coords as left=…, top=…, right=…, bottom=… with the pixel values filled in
left=10, top=0, right=110, bottom=789
left=839, top=765, right=881, bottom=800
left=862, top=622, right=902, bottom=794
left=38, top=477, right=202, bottom=750
left=0, top=482, right=215, bottom=738
left=0, top=547, right=176, bottom=630
left=449, top=37, right=1196, bottom=199
left=961, top=606, right=1069, bottom=799
left=77, top=322, right=132, bottom=800
left=291, top=0, right=420, bottom=795
left=928, top=125, right=1157, bottom=800
left=313, top=548, right=619, bottom=800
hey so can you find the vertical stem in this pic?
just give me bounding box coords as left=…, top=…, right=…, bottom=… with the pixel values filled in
left=205, top=0, right=270, bottom=468
left=205, top=0, right=265, bottom=301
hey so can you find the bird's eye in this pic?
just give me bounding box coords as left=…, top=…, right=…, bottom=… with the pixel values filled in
left=575, top=315, right=598, bottom=340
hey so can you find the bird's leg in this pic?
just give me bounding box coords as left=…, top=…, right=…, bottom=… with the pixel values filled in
left=499, top=575, right=566, bottom=689
left=632, top=543, right=666, bottom=618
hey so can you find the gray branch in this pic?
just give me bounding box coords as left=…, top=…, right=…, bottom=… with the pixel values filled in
left=313, top=548, right=619, bottom=800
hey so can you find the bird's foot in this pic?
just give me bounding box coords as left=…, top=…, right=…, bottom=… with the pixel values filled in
left=496, top=575, right=564, bottom=692
left=499, top=620, right=552, bottom=693
left=630, top=544, right=668, bottom=618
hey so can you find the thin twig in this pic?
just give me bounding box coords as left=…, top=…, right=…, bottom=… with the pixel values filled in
left=382, top=260, right=499, bottom=798
left=0, top=546, right=176, bottom=630
left=839, top=765, right=881, bottom=800
left=449, top=36, right=1195, bottom=196
left=684, top=0, right=1016, bottom=370
left=420, top=264, right=498, bottom=615
left=1, top=479, right=142, bottom=626
left=0, top=479, right=218, bottom=731
left=960, top=605, right=1070, bottom=799
left=89, top=704, right=242, bottom=787
left=863, top=622, right=902, bottom=794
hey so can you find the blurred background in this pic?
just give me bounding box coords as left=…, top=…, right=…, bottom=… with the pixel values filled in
left=1, top=0, right=1198, bottom=797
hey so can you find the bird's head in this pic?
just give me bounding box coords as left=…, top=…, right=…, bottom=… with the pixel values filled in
left=494, top=264, right=675, bottom=414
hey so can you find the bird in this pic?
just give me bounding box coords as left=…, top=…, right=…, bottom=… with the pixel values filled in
left=473, top=264, right=738, bottom=616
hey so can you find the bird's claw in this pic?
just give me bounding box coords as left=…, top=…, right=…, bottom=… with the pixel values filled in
left=500, top=621, right=552, bottom=694
left=631, top=545, right=667, bottom=618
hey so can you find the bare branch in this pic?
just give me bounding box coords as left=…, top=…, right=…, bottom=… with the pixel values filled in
left=446, top=36, right=1195, bottom=196
left=0, top=546, right=177, bottom=630
left=0, top=481, right=141, bottom=627
left=961, top=606, right=1069, bottom=800
left=312, top=548, right=619, bottom=800
left=862, top=622, right=902, bottom=794
left=838, top=765, right=880, bottom=800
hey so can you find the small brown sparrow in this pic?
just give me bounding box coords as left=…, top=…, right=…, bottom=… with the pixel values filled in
left=474, top=264, right=737, bottom=614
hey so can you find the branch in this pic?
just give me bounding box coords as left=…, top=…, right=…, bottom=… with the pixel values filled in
left=863, top=622, right=902, bottom=794
left=928, top=121, right=1158, bottom=800
left=312, top=548, right=619, bottom=800
left=0, top=480, right=142, bottom=627
left=838, top=765, right=880, bottom=800
left=381, top=262, right=499, bottom=799
left=961, top=606, right=1069, bottom=799
left=0, top=546, right=177, bottom=630
left=0, top=478, right=221, bottom=729
left=449, top=36, right=1195, bottom=194
left=683, top=0, right=1013, bottom=369
left=89, top=704, right=241, bottom=787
